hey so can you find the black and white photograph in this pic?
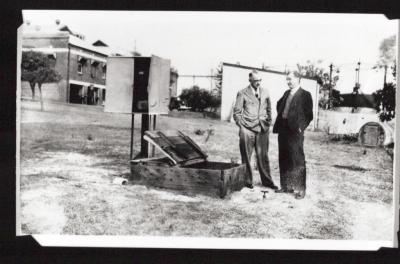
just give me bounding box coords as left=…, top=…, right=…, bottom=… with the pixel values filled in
left=16, top=10, right=399, bottom=250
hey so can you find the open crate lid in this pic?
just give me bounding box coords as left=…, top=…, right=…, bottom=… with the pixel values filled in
left=143, top=130, right=208, bottom=165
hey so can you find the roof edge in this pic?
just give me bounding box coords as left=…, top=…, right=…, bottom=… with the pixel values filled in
left=222, top=62, right=317, bottom=81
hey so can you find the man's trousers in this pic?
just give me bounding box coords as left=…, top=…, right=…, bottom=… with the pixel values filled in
left=239, top=126, right=275, bottom=187
left=277, top=129, right=306, bottom=192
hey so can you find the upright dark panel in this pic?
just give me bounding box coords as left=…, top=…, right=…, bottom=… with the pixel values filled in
left=132, top=57, right=151, bottom=113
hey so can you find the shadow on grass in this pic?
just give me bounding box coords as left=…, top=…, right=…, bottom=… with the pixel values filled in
left=333, top=164, right=369, bottom=172
left=296, top=199, right=351, bottom=240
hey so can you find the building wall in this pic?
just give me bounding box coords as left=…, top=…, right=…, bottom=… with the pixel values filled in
left=68, top=46, right=107, bottom=87
left=22, top=35, right=69, bottom=49
left=21, top=81, right=63, bottom=101
left=22, top=34, right=107, bottom=104
left=170, top=72, right=178, bottom=98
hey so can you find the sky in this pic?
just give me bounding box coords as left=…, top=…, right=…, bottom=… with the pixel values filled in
left=22, top=11, right=398, bottom=94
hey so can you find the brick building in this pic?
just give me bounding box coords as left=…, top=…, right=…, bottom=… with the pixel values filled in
left=21, top=20, right=129, bottom=105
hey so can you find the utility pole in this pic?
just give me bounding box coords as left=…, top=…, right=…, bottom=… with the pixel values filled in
left=384, top=64, right=388, bottom=86
left=329, top=63, right=333, bottom=109
left=210, top=69, right=213, bottom=92
left=353, top=61, right=361, bottom=95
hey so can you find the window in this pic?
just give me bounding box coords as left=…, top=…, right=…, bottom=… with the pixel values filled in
left=90, top=60, right=99, bottom=79
left=90, top=66, right=96, bottom=78
left=77, top=62, right=83, bottom=74
left=77, top=55, right=87, bottom=75
left=102, top=63, right=107, bottom=79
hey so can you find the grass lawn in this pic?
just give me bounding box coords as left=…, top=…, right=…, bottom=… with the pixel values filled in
left=19, top=100, right=394, bottom=240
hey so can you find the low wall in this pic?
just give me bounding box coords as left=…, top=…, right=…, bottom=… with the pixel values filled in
left=21, top=81, right=66, bottom=102
left=316, top=107, right=394, bottom=145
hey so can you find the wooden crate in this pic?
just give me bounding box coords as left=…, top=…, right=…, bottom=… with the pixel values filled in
left=130, top=130, right=246, bottom=198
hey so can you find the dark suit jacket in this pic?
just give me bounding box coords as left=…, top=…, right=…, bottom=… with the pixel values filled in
left=273, top=87, right=313, bottom=134
left=233, top=85, right=272, bottom=132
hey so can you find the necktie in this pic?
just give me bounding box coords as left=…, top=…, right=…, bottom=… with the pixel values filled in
left=254, top=88, right=259, bottom=100
left=282, top=91, right=294, bottom=119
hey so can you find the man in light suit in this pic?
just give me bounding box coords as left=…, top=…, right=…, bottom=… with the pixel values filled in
left=273, top=71, right=313, bottom=199
left=233, top=70, right=277, bottom=190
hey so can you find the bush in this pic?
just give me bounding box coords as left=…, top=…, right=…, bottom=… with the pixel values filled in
left=180, top=86, right=221, bottom=112
left=328, top=133, right=359, bottom=143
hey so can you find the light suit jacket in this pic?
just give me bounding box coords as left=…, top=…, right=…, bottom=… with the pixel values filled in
left=233, top=85, right=272, bottom=133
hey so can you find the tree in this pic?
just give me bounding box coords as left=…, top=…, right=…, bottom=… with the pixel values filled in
left=213, top=63, right=223, bottom=97
left=295, top=60, right=325, bottom=85
left=371, top=35, right=397, bottom=122
left=295, top=60, right=341, bottom=109
left=21, top=51, right=61, bottom=111
left=373, top=35, right=396, bottom=85
left=179, top=85, right=220, bottom=112
left=373, top=82, right=396, bottom=122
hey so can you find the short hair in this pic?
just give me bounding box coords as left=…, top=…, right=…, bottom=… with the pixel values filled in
left=249, top=70, right=261, bottom=80
left=286, top=70, right=301, bottom=81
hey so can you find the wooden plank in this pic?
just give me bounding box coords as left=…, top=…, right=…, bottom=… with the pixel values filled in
left=144, top=130, right=205, bottom=164
left=225, top=164, right=247, bottom=193
left=143, top=135, right=179, bottom=165
left=130, top=161, right=246, bottom=198
left=145, top=129, right=180, bottom=138
left=157, top=131, right=189, bottom=159
left=131, top=164, right=222, bottom=197
left=178, top=131, right=208, bottom=159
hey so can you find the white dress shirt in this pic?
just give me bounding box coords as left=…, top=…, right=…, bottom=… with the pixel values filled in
left=251, top=85, right=260, bottom=99
left=290, top=84, right=300, bottom=95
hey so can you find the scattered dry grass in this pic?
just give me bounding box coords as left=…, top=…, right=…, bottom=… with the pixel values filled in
left=19, top=100, right=394, bottom=240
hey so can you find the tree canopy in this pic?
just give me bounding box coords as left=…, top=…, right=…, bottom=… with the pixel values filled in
left=22, top=51, right=61, bottom=86
left=214, top=63, right=223, bottom=96
left=373, top=35, right=397, bottom=84
left=180, top=85, right=220, bottom=112
left=372, top=35, right=397, bottom=122
left=21, top=51, right=61, bottom=110
left=296, top=60, right=341, bottom=109
left=375, top=35, right=396, bottom=68
left=373, top=82, right=396, bottom=122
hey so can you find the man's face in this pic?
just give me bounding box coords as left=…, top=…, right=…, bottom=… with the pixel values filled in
left=286, top=73, right=297, bottom=89
left=250, top=74, right=261, bottom=89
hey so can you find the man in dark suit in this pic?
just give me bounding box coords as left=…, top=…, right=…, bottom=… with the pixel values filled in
left=273, top=71, right=313, bottom=199
left=233, top=70, right=277, bottom=190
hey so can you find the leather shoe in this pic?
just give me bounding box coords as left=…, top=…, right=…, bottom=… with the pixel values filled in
left=245, top=183, right=254, bottom=189
left=294, top=190, right=306, bottom=199
left=275, top=189, right=294, bottom=193
left=262, top=184, right=278, bottom=190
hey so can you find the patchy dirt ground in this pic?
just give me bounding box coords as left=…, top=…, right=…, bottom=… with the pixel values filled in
left=19, top=100, right=394, bottom=240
